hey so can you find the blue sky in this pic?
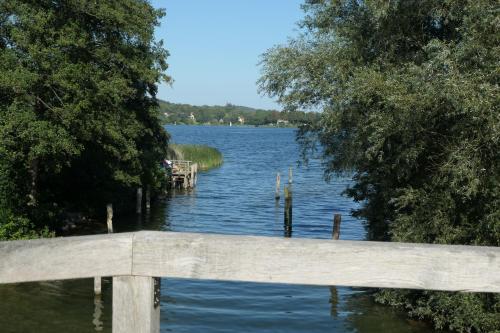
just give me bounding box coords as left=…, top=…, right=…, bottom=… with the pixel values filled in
left=151, top=0, right=304, bottom=110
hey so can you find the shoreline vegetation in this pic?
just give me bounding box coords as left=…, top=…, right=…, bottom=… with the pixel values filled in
left=168, top=144, right=223, bottom=171
left=0, top=1, right=169, bottom=239
left=159, top=100, right=319, bottom=127
left=259, top=1, right=499, bottom=332
left=1, top=1, right=497, bottom=332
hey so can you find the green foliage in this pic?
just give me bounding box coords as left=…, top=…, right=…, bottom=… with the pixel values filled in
left=260, top=0, right=499, bottom=331
left=168, top=144, right=223, bottom=171
left=159, top=100, right=319, bottom=127
left=0, top=0, right=170, bottom=234
left=376, top=290, right=500, bottom=333
left=0, top=206, right=53, bottom=241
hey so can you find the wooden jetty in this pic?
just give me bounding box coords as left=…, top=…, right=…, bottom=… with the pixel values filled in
left=169, top=160, right=198, bottom=189
left=0, top=231, right=498, bottom=332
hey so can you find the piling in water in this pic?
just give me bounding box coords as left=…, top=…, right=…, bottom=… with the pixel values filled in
left=193, top=163, right=198, bottom=185
left=190, top=164, right=195, bottom=188
left=329, top=213, right=341, bottom=316
left=275, top=172, right=281, bottom=200
left=106, top=203, right=113, bottom=233
left=284, top=185, right=292, bottom=237
left=136, top=187, right=142, bottom=214
left=288, top=167, right=293, bottom=184
left=97, top=203, right=113, bottom=296
left=332, top=214, right=341, bottom=240
left=94, top=276, right=102, bottom=295
left=145, top=186, right=151, bottom=210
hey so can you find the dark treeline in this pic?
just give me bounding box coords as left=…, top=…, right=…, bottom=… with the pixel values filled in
left=260, top=0, right=499, bottom=331
left=159, top=100, right=320, bottom=126
left=0, top=0, right=169, bottom=239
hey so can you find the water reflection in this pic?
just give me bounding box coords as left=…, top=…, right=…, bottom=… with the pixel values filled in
left=0, top=126, right=439, bottom=333
left=93, top=294, right=104, bottom=331
left=343, top=291, right=438, bottom=333
left=329, top=286, right=339, bottom=318
left=0, top=279, right=112, bottom=333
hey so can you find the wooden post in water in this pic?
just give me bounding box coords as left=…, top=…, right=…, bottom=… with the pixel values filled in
left=190, top=164, right=195, bottom=188
left=194, top=164, right=198, bottom=186
left=275, top=172, right=281, bottom=200
left=106, top=203, right=113, bottom=233
left=95, top=203, right=113, bottom=296
left=112, top=276, right=160, bottom=333
left=94, top=276, right=102, bottom=295
left=136, top=187, right=143, bottom=214
left=284, top=185, right=292, bottom=237
left=332, top=214, right=341, bottom=240
left=145, top=186, right=151, bottom=211
left=329, top=213, right=341, bottom=316
left=288, top=167, right=293, bottom=184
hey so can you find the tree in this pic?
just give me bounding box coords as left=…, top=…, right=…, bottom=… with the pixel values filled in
left=259, top=0, right=499, bottom=331
left=0, top=0, right=170, bottom=235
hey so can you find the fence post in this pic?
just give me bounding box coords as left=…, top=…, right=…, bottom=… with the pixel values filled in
left=112, top=276, right=160, bottom=333
left=94, top=276, right=102, bottom=295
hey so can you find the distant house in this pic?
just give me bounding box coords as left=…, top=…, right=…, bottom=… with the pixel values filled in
left=238, top=116, right=245, bottom=124
left=189, top=112, right=196, bottom=122
left=276, top=119, right=289, bottom=127
left=163, top=112, right=169, bottom=117
left=218, top=119, right=224, bottom=124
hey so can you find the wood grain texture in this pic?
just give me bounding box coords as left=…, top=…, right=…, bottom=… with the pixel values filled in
left=132, top=231, right=500, bottom=293
left=113, top=276, right=160, bottom=333
left=0, top=231, right=498, bottom=293
left=0, top=233, right=133, bottom=284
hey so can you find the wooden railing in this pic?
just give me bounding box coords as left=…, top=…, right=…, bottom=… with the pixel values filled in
left=170, top=160, right=191, bottom=174
left=1, top=231, right=499, bottom=332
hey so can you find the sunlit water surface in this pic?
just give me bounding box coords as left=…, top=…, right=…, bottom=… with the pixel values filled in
left=0, top=126, right=436, bottom=333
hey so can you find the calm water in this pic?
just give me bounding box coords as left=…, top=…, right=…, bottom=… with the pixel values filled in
left=0, top=126, right=436, bottom=333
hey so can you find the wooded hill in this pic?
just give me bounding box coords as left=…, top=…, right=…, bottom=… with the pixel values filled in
left=158, top=100, right=319, bottom=126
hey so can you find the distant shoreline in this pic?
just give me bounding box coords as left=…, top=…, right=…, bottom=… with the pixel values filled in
left=163, top=123, right=299, bottom=129
left=159, top=100, right=319, bottom=128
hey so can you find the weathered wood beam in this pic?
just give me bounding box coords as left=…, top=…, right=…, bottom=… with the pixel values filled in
left=0, top=233, right=133, bottom=284
left=0, top=231, right=498, bottom=293
left=132, top=231, right=500, bottom=293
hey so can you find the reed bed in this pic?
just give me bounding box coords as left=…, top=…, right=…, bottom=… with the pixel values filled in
left=167, top=144, right=223, bottom=171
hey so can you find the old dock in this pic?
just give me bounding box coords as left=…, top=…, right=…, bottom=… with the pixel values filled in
left=169, top=160, right=198, bottom=189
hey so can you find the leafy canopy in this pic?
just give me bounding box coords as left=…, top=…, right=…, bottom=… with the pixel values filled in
left=259, top=0, right=499, bottom=331
left=0, top=0, right=170, bottom=232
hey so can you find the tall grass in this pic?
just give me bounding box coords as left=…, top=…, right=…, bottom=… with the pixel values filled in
left=167, top=144, right=223, bottom=171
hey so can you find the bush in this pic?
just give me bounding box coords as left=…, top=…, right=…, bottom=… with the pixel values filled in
left=0, top=207, right=52, bottom=241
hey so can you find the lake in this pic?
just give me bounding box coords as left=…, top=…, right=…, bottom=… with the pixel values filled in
left=0, top=125, right=436, bottom=332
